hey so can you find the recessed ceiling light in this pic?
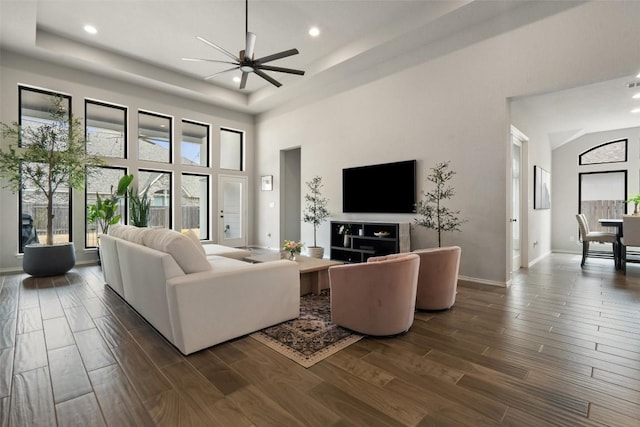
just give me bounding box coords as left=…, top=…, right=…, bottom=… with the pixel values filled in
left=233, top=76, right=241, bottom=83
left=632, top=108, right=640, bottom=113
left=633, top=93, right=640, bottom=99
left=637, top=72, right=640, bottom=79
left=309, top=27, right=320, bottom=37
left=84, top=24, right=97, bottom=35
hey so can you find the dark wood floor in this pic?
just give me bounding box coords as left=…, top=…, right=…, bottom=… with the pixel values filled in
left=1, top=253, right=640, bottom=426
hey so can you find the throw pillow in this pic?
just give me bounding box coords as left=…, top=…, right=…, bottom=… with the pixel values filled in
left=143, top=228, right=211, bottom=274
left=182, top=229, right=206, bottom=257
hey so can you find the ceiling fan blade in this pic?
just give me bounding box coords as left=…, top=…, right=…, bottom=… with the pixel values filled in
left=245, top=32, right=256, bottom=60
left=196, top=36, right=240, bottom=62
left=182, top=57, right=238, bottom=66
left=255, top=48, right=299, bottom=65
left=256, top=64, right=305, bottom=75
left=239, top=72, right=249, bottom=90
left=204, top=66, right=240, bottom=80
left=254, top=69, right=282, bottom=88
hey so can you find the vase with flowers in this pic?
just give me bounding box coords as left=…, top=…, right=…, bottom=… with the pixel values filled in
left=283, top=240, right=304, bottom=260
left=338, top=224, right=352, bottom=247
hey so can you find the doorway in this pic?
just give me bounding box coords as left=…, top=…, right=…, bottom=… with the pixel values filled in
left=510, top=126, right=528, bottom=276
left=280, top=148, right=301, bottom=242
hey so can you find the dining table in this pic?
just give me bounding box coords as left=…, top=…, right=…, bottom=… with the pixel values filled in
left=598, top=218, right=623, bottom=269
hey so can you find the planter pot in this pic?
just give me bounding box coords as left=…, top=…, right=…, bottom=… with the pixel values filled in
left=23, top=242, right=76, bottom=277
left=306, top=246, right=324, bottom=259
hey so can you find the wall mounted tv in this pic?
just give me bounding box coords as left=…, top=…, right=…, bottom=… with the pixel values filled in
left=343, top=160, right=417, bottom=213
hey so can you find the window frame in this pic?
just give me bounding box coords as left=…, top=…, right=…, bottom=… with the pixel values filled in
left=180, top=172, right=210, bottom=241
left=85, top=99, right=128, bottom=159
left=84, top=165, right=129, bottom=249
left=17, top=86, right=73, bottom=253
left=138, top=168, right=173, bottom=229
left=578, top=169, right=628, bottom=234
left=138, top=110, right=173, bottom=164
left=220, top=127, right=244, bottom=171
left=181, top=119, right=210, bottom=167
left=578, top=139, right=628, bottom=166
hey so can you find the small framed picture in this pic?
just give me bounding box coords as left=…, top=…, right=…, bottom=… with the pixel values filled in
left=261, top=175, right=273, bottom=191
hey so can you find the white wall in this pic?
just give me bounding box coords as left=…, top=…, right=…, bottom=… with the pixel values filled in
left=552, top=127, right=640, bottom=253
left=255, top=2, right=640, bottom=285
left=0, top=52, right=254, bottom=272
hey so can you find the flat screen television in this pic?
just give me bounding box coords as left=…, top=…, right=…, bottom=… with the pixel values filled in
left=343, top=160, right=416, bottom=213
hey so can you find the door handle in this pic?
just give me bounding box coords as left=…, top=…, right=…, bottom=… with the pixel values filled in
left=510, top=218, right=518, bottom=223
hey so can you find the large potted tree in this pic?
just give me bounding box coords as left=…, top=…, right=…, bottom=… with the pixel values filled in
left=302, top=175, right=330, bottom=258
left=414, top=161, right=466, bottom=247
left=0, top=96, right=105, bottom=276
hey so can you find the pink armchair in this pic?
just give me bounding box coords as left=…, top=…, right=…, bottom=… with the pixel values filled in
left=328, top=253, right=420, bottom=336
left=413, top=246, right=461, bottom=310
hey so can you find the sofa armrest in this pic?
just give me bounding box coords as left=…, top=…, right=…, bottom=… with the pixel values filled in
left=165, top=260, right=300, bottom=354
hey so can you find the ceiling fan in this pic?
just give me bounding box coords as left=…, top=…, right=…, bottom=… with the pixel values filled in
left=182, top=0, right=305, bottom=89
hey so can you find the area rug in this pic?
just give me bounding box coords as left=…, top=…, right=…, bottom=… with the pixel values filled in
left=250, top=290, right=363, bottom=368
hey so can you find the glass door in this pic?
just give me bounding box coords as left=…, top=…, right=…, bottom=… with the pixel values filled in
left=218, top=175, right=247, bottom=247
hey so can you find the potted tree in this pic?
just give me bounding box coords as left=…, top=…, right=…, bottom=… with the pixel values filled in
left=0, top=96, right=105, bottom=276
left=302, top=175, right=330, bottom=258
left=414, top=161, right=466, bottom=247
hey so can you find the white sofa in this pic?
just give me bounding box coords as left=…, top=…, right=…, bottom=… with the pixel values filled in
left=99, top=224, right=300, bottom=355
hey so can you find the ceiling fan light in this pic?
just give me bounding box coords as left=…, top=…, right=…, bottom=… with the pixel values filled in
left=240, top=65, right=254, bottom=72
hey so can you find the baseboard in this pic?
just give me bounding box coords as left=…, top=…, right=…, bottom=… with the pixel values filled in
left=528, top=251, right=552, bottom=267
left=458, top=275, right=507, bottom=288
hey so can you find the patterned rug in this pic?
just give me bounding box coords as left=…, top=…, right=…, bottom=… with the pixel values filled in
left=250, top=290, right=363, bottom=368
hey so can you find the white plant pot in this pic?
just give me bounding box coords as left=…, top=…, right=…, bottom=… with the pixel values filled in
left=306, top=246, right=324, bottom=259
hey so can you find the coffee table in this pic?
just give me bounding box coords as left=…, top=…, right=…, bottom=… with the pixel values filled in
left=244, top=252, right=343, bottom=295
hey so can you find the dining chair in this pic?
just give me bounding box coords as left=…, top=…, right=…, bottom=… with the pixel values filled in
left=621, top=215, right=640, bottom=274
left=576, top=214, right=617, bottom=267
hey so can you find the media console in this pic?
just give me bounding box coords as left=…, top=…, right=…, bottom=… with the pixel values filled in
left=330, top=220, right=410, bottom=263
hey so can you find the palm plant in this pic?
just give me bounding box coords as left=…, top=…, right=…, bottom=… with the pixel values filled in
left=87, top=174, right=133, bottom=235
left=128, top=185, right=151, bottom=227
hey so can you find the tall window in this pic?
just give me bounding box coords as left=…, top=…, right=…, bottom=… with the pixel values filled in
left=85, top=166, right=127, bottom=248
left=220, top=128, right=243, bottom=171
left=181, top=120, right=209, bottom=166
left=18, top=86, right=72, bottom=252
left=139, top=111, right=172, bottom=163
left=579, top=170, right=627, bottom=232
left=139, top=170, right=172, bottom=228
left=181, top=174, right=209, bottom=239
left=86, top=100, right=127, bottom=158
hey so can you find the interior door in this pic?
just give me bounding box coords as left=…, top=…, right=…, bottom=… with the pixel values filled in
left=218, top=175, right=247, bottom=247
left=510, top=133, right=523, bottom=272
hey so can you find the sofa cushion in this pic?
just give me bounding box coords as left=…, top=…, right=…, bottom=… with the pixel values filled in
left=108, top=223, right=127, bottom=238
left=122, top=226, right=151, bottom=244
left=182, top=229, right=206, bottom=256
left=143, top=228, right=211, bottom=274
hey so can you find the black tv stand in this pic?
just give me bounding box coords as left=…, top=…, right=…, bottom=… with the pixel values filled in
left=330, top=220, right=410, bottom=263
